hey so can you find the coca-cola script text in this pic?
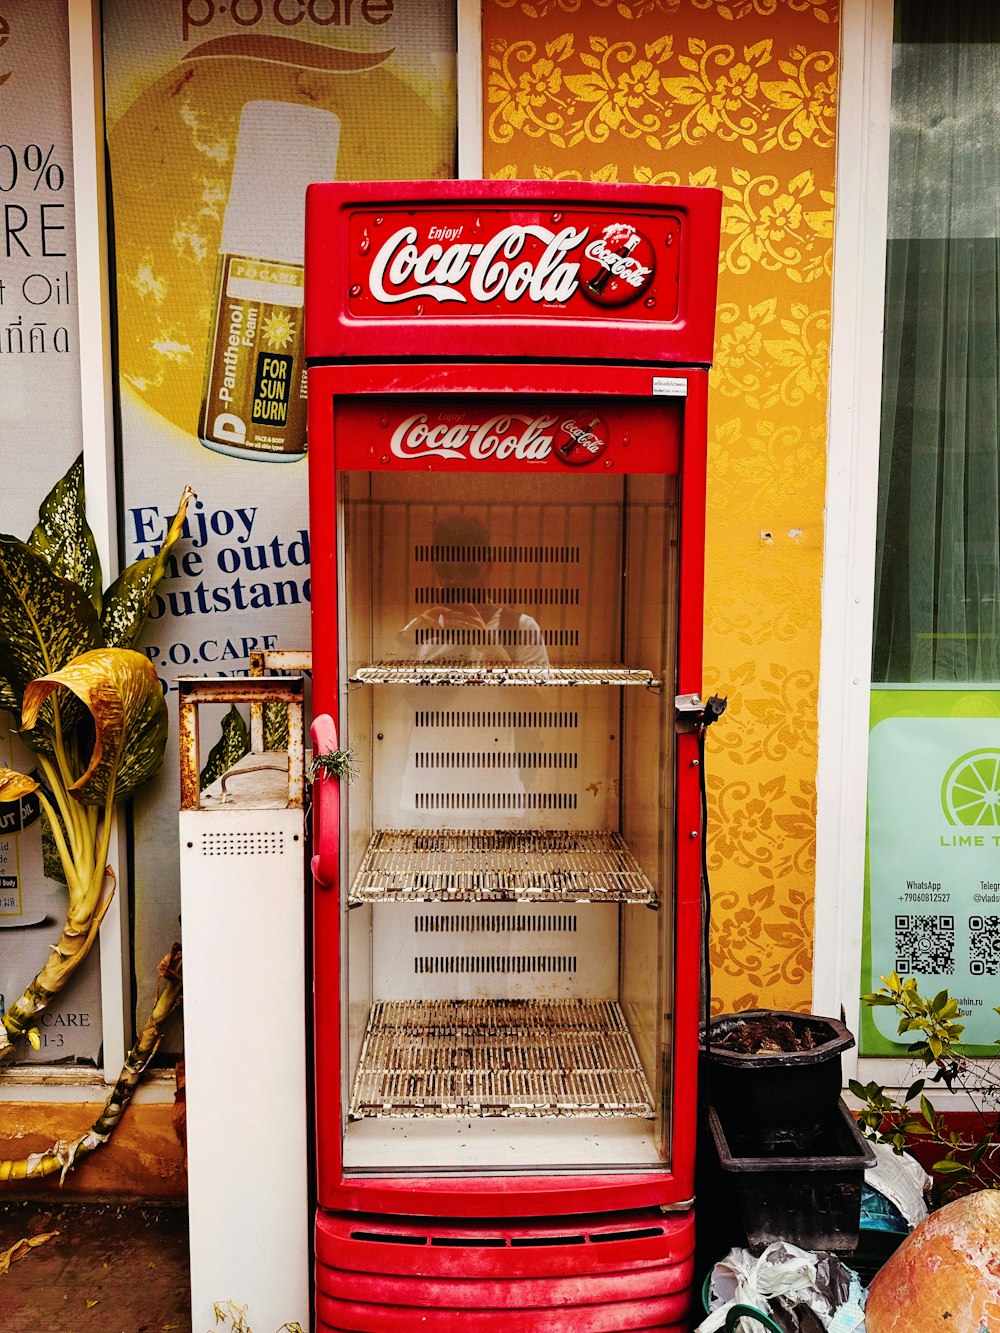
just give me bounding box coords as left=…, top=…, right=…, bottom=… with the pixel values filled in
left=370, top=225, right=590, bottom=305
left=391, top=413, right=560, bottom=460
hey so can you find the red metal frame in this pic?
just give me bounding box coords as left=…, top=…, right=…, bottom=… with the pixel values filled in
left=306, top=186, right=720, bottom=1333
left=314, top=1207, right=695, bottom=1331
left=308, top=361, right=707, bottom=1217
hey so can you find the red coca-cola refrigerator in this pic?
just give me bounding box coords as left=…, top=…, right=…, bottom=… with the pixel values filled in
left=305, top=180, right=721, bottom=1332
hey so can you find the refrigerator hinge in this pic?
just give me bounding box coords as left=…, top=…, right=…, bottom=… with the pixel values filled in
left=674, top=693, right=705, bottom=733
left=674, top=693, right=728, bottom=733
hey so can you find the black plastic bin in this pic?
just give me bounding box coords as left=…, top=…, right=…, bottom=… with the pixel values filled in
left=707, top=1098, right=876, bottom=1252
left=703, top=1010, right=855, bottom=1152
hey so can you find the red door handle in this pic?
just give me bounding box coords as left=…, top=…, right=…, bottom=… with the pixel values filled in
left=310, top=714, right=340, bottom=890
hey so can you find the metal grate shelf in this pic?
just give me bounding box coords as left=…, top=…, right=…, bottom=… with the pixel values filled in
left=349, top=999, right=655, bottom=1120
left=348, top=829, right=657, bottom=906
left=350, top=661, right=659, bottom=688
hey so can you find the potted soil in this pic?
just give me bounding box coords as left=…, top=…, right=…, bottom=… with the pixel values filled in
left=703, top=1009, right=855, bottom=1153
left=699, top=1010, right=870, bottom=1253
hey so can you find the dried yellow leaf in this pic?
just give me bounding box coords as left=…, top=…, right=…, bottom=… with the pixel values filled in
left=21, top=648, right=167, bottom=805
left=0, top=1230, right=59, bottom=1274
left=0, top=768, right=39, bottom=802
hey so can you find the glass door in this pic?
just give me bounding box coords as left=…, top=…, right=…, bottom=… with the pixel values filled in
left=335, top=425, right=680, bottom=1173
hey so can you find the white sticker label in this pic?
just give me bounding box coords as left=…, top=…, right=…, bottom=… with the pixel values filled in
left=652, top=376, right=688, bottom=397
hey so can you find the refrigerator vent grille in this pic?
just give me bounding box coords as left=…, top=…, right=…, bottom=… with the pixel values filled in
left=413, top=627, right=578, bottom=648
left=415, top=751, right=578, bottom=770
left=415, top=710, right=579, bottom=729
left=415, top=586, right=579, bottom=606
left=415, top=544, right=580, bottom=565
left=415, top=792, right=577, bottom=811
left=344, top=1223, right=667, bottom=1247
left=198, top=830, right=285, bottom=857
left=348, top=830, right=656, bottom=906
left=348, top=998, right=655, bottom=1120
left=414, top=955, right=577, bottom=975
left=414, top=913, right=578, bottom=933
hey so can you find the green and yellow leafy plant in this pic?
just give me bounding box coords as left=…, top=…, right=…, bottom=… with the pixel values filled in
left=852, top=971, right=1000, bottom=1201
left=0, top=455, right=192, bottom=1063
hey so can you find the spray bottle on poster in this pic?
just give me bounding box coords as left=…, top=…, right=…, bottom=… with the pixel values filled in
left=200, top=100, right=340, bottom=462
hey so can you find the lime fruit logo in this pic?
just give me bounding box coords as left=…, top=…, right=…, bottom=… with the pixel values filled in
left=942, top=748, right=1000, bottom=825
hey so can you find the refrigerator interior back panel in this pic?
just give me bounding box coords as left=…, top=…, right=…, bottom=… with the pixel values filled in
left=371, top=902, right=618, bottom=1001
left=337, top=464, right=676, bottom=1170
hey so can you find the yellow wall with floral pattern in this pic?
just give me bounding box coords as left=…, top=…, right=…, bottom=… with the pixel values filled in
left=483, top=0, right=838, bottom=1014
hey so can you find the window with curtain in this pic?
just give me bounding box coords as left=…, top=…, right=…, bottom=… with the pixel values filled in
left=873, top=1, right=1000, bottom=683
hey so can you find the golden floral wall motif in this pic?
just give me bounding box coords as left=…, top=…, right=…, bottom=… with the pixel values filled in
left=487, top=34, right=835, bottom=158
left=715, top=299, right=832, bottom=410
left=483, top=0, right=838, bottom=1013
left=493, top=0, right=838, bottom=22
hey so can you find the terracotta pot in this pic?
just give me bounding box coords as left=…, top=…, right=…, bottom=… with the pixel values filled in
left=866, top=1191, right=1000, bottom=1331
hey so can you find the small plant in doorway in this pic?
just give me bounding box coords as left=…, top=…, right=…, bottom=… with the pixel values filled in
left=852, top=971, right=1000, bottom=1203
left=211, top=1300, right=305, bottom=1333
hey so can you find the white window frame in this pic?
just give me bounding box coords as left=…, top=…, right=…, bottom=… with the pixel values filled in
left=69, top=0, right=131, bottom=1086
left=458, top=0, right=483, bottom=180
left=814, top=0, right=895, bottom=1083
left=816, top=0, right=992, bottom=1106
left=0, top=0, right=134, bottom=1096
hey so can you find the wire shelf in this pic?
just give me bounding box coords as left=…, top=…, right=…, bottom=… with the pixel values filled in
left=350, top=661, right=659, bottom=688
left=348, top=829, right=657, bottom=906
left=349, top=998, right=655, bottom=1120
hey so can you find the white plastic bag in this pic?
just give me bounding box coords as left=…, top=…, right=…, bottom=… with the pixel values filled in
left=697, top=1243, right=866, bottom=1333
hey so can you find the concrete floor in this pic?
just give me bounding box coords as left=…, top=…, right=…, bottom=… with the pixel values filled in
left=0, top=1201, right=191, bottom=1333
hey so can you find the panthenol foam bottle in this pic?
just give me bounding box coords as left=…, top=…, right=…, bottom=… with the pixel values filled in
left=200, top=100, right=340, bottom=462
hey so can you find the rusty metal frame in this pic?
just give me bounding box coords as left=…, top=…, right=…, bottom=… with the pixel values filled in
left=248, top=649, right=313, bottom=753
left=349, top=998, right=655, bottom=1120
left=178, top=674, right=306, bottom=812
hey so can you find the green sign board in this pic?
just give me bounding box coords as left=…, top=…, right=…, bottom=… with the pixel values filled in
left=864, top=687, right=1000, bottom=1056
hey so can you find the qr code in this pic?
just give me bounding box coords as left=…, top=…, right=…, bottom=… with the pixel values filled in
left=895, top=914, right=955, bottom=975
left=969, top=916, right=1000, bottom=976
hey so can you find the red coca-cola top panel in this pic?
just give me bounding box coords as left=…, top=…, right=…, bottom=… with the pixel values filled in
left=305, top=180, right=721, bottom=365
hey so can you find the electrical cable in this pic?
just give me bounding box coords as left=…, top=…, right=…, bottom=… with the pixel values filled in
left=693, top=695, right=727, bottom=1125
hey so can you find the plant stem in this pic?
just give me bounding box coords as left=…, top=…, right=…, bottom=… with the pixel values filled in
left=43, top=760, right=96, bottom=900
left=33, top=790, right=84, bottom=899
left=0, top=946, right=182, bottom=1181
left=0, top=867, right=115, bottom=1060
left=84, top=790, right=115, bottom=912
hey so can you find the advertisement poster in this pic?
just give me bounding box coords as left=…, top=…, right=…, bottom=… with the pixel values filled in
left=864, top=687, right=1000, bottom=1056
left=102, top=2, right=456, bottom=1035
left=0, top=1, right=103, bottom=1064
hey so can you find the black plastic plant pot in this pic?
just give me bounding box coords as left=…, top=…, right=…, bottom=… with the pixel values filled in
left=702, top=1009, right=855, bottom=1152
left=708, top=1099, right=876, bottom=1253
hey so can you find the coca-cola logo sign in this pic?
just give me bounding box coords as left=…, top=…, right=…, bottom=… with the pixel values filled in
left=579, top=224, right=655, bottom=307
left=363, top=216, right=657, bottom=310
left=370, top=225, right=587, bottom=306
left=391, top=412, right=560, bottom=462
left=555, top=414, right=609, bottom=466
left=387, top=410, right=612, bottom=467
